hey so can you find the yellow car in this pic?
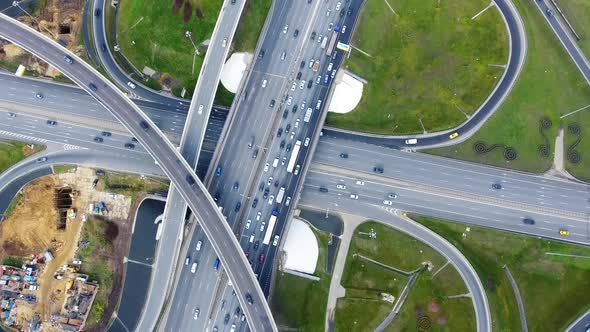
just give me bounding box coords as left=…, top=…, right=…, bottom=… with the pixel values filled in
left=559, top=229, right=570, bottom=236
left=449, top=132, right=459, bottom=139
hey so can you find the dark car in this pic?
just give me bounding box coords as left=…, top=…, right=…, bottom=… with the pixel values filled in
left=277, top=128, right=283, bottom=137
left=522, top=218, right=535, bottom=225
left=269, top=99, right=275, bottom=108
left=95, top=170, right=105, bottom=176
left=234, top=307, right=241, bottom=318
left=235, top=202, right=241, bottom=212
left=93, top=137, right=103, bottom=143
left=292, top=105, right=298, bottom=113
left=233, top=182, right=239, bottom=191
left=492, top=183, right=502, bottom=190
left=310, top=31, right=316, bottom=40
left=246, top=293, right=253, bottom=305
left=300, top=60, right=305, bottom=68
left=224, top=314, right=230, bottom=325
left=259, top=253, right=266, bottom=264
left=280, top=140, right=285, bottom=149
left=258, top=50, right=265, bottom=59
left=340, top=8, right=345, bottom=17
left=46, top=120, right=57, bottom=126
left=308, top=80, right=313, bottom=89
left=274, top=180, right=279, bottom=187
left=285, top=124, right=291, bottom=132
left=140, top=121, right=150, bottom=131
left=253, top=241, right=259, bottom=250
left=347, top=7, right=352, bottom=16
left=340, top=153, right=348, bottom=158
left=293, top=29, right=299, bottom=37
left=252, top=198, right=258, bottom=208
left=373, top=166, right=384, bottom=173
left=215, top=166, right=222, bottom=177
left=286, top=143, right=292, bottom=152
left=259, top=182, right=265, bottom=192
left=101, top=131, right=111, bottom=137
left=319, top=187, right=329, bottom=193
left=263, top=188, right=269, bottom=199
left=101, top=43, right=107, bottom=52
left=252, top=149, right=259, bottom=159
left=186, top=175, right=196, bottom=185
left=296, top=72, right=302, bottom=80
left=89, top=83, right=98, bottom=91
left=283, top=110, right=288, bottom=119
left=94, top=8, right=101, bottom=16
left=124, top=143, right=135, bottom=149
left=214, top=192, right=221, bottom=201
left=131, top=137, right=138, bottom=142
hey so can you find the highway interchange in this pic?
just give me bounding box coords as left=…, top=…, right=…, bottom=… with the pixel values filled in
left=1, top=0, right=590, bottom=330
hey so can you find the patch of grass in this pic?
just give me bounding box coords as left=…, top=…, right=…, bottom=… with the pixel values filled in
left=556, top=0, right=590, bottom=56
left=412, top=214, right=590, bottom=331
left=213, top=82, right=235, bottom=107
left=52, top=74, right=74, bottom=84
left=77, top=216, right=118, bottom=328
left=326, top=0, right=508, bottom=134
left=53, top=165, right=77, bottom=174
left=97, top=171, right=169, bottom=199
left=0, top=60, right=19, bottom=73
left=144, top=77, right=162, bottom=91
left=428, top=0, right=590, bottom=174
left=271, top=227, right=332, bottom=331
left=2, top=255, right=24, bottom=268
left=117, top=0, right=222, bottom=96
left=2, top=192, right=23, bottom=219
left=335, top=221, right=473, bottom=331
left=233, top=0, right=272, bottom=52
left=0, top=140, right=44, bottom=174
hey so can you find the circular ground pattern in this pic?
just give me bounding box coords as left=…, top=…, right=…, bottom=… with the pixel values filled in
left=473, top=141, right=517, bottom=161
left=417, top=315, right=432, bottom=331
left=537, top=117, right=552, bottom=158
left=567, top=123, right=582, bottom=164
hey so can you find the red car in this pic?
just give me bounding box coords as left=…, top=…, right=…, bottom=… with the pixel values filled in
left=258, top=253, right=266, bottom=264
left=245, top=250, right=250, bottom=258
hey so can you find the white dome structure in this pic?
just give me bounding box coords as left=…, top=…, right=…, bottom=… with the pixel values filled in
left=327, top=71, right=364, bottom=114
left=283, top=218, right=319, bottom=274
left=220, top=52, right=252, bottom=93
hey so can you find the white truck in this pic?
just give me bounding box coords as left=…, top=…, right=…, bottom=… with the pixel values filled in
left=275, top=187, right=286, bottom=204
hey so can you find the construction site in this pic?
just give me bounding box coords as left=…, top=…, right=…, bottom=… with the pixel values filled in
left=0, top=167, right=134, bottom=331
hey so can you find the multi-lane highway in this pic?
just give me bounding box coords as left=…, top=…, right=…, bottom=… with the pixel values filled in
left=0, top=13, right=277, bottom=332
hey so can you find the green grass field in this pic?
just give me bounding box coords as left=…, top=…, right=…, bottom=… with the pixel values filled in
left=97, top=171, right=169, bottom=201
left=335, top=222, right=473, bottom=331
left=271, top=228, right=332, bottom=331
left=413, top=215, right=590, bottom=331
left=428, top=0, right=590, bottom=175
left=118, top=0, right=222, bottom=96
left=0, top=140, right=44, bottom=174
left=233, top=0, right=272, bottom=52
left=326, top=0, right=508, bottom=134
left=556, top=0, right=590, bottom=56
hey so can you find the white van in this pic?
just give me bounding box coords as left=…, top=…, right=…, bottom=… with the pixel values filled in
left=249, top=235, right=255, bottom=243
left=272, top=158, right=279, bottom=168
left=405, top=138, right=418, bottom=145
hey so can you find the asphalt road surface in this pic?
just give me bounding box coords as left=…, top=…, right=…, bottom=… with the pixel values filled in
left=0, top=14, right=277, bottom=332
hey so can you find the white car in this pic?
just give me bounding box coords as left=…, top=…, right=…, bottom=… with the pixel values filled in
left=326, top=9, right=331, bottom=16
left=262, top=79, right=268, bottom=88
left=294, top=164, right=301, bottom=175
left=281, top=156, right=287, bottom=165
left=299, top=80, right=305, bottom=89
left=318, top=34, right=323, bottom=43
left=383, top=200, right=393, bottom=206
left=260, top=221, right=266, bottom=232
left=264, top=163, right=270, bottom=172
left=304, top=137, right=310, bottom=147
left=127, top=81, right=136, bottom=89
left=331, top=69, right=337, bottom=78
left=222, top=38, right=227, bottom=48
left=273, top=235, right=280, bottom=246
left=328, top=22, right=333, bottom=31
left=285, top=196, right=291, bottom=206
left=294, top=118, right=300, bottom=128
left=316, top=75, right=321, bottom=84
left=405, top=139, right=418, bottom=145
left=327, top=62, right=333, bottom=71
left=256, top=211, right=262, bottom=221
left=283, top=24, right=289, bottom=34
left=291, top=82, right=297, bottom=91
left=350, top=194, right=359, bottom=200
left=336, top=184, right=346, bottom=189
left=287, top=96, right=293, bottom=105
left=185, top=257, right=190, bottom=265
left=268, top=195, right=274, bottom=204
left=198, top=104, right=204, bottom=114
left=342, top=25, right=347, bottom=34
left=289, top=131, right=295, bottom=140
left=309, top=59, right=314, bottom=68
left=356, top=180, right=365, bottom=185
left=245, top=219, right=251, bottom=229
left=191, top=262, right=197, bottom=273
left=194, top=308, right=200, bottom=320
left=196, top=241, right=202, bottom=251
left=335, top=1, right=341, bottom=10
left=388, top=193, right=398, bottom=199
left=300, top=101, right=306, bottom=110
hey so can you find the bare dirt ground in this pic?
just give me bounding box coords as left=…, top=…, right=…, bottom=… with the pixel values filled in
left=0, top=167, right=134, bottom=329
